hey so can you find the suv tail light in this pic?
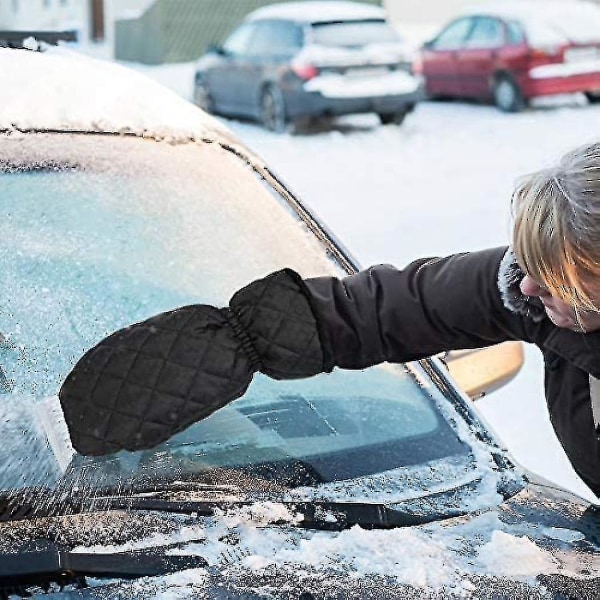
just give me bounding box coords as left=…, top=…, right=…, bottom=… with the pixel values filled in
left=291, top=62, right=319, bottom=81
left=412, top=56, right=423, bottom=76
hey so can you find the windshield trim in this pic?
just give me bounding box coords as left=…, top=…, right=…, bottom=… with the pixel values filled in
left=417, top=358, right=517, bottom=471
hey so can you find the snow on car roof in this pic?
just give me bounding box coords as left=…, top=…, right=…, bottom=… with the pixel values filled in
left=464, top=0, right=600, bottom=44
left=247, top=1, right=386, bottom=24
left=0, top=46, right=236, bottom=144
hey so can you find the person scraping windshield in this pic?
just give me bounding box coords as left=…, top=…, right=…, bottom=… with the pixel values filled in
left=60, top=141, right=600, bottom=498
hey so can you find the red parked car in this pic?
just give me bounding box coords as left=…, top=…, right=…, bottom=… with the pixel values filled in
left=420, top=0, right=600, bottom=111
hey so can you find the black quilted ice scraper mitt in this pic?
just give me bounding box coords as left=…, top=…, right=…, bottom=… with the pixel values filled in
left=59, top=269, right=332, bottom=456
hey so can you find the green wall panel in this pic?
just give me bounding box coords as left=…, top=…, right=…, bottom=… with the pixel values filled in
left=115, top=0, right=382, bottom=64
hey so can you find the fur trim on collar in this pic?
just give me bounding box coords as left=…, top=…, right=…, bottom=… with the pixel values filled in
left=497, top=248, right=546, bottom=322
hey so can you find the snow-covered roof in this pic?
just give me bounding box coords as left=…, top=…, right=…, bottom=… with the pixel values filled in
left=464, top=0, right=600, bottom=44
left=247, top=1, right=386, bottom=24
left=0, top=46, right=236, bottom=145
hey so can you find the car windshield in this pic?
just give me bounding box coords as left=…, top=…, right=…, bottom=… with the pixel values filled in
left=0, top=132, right=483, bottom=505
left=310, top=19, right=400, bottom=47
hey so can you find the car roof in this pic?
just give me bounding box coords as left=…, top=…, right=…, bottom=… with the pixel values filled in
left=459, top=1, right=600, bottom=44
left=462, top=0, right=600, bottom=27
left=0, top=46, right=238, bottom=146
left=247, top=1, right=387, bottom=24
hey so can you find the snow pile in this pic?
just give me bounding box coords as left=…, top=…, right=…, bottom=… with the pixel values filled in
left=217, top=502, right=304, bottom=528
left=477, top=530, right=556, bottom=576
left=243, top=525, right=460, bottom=588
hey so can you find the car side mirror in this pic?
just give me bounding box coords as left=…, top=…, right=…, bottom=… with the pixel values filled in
left=422, top=40, right=435, bottom=50
left=208, top=43, right=225, bottom=56
left=442, top=341, right=524, bottom=400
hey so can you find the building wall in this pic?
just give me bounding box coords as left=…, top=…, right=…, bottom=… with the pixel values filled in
left=0, top=0, right=150, bottom=46
left=0, top=0, right=85, bottom=33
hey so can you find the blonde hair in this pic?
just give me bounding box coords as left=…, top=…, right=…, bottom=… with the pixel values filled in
left=512, top=142, right=600, bottom=314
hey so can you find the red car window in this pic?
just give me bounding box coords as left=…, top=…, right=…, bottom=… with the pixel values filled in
left=464, top=17, right=505, bottom=49
left=506, top=20, right=526, bottom=46
left=431, top=18, right=474, bottom=51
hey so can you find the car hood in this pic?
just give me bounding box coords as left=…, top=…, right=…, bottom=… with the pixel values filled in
left=1, top=483, right=598, bottom=599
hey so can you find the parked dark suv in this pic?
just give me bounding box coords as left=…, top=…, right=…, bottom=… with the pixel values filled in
left=193, top=1, right=423, bottom=131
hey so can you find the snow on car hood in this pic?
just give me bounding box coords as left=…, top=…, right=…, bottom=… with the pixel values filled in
left=0, top=46, right=236, bottom=144
left=61, top=489, right=598, bottom=598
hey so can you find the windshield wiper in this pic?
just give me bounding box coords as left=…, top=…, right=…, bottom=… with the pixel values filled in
left=73, top=495, right=468, bottom=530
left=0, top=486, right=466, bottom=530
left=0, top=542, right=205, bottom=589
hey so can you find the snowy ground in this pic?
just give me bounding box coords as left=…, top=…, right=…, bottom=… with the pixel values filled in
left=119, top=59, right=600, bottom=503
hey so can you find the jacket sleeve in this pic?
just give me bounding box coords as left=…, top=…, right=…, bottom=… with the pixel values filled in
left=304, top=246, right=537, bottom=370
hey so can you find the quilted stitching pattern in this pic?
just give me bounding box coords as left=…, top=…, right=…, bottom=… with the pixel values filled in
left=231, top=269, right=324, bottom=379
left=59, top=269, right=325, bottom=456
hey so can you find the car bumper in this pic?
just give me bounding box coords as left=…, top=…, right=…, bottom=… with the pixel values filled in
left=285, top=72, right=424, bottom=118
left=521, top=61, right=600, bottom=97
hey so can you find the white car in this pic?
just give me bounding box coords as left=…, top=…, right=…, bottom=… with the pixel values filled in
left=0, top=45, right=598, bottom=599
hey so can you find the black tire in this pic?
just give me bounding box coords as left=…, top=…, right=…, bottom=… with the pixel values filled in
left=193, top=77, right=214, bottom=113
left=378, top=110, right=408, bottom=126
left=492, top=75, right=526, bottom=113
left=585, top=91, right=600, bottom=104
left=261, top=85, right=287, bottom=133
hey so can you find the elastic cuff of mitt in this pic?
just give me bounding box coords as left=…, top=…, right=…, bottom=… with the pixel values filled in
left=222, top=307, right=263, bottom=372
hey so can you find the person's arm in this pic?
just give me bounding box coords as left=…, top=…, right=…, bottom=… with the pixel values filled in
left=305, top=246, right=536, bottom=370
left=60, top=246, right=539, bottom=455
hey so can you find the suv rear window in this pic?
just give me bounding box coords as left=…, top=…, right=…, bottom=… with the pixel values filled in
left=310, top=19, right=400, bottom=47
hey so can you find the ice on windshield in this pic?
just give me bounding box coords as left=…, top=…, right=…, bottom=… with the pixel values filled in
left=66, top=367, right=469, bottom=492
left=0, top=132, right=483, bottom=503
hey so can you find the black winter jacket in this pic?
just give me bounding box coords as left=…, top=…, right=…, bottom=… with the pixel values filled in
left=304, top=246, right=600, bottom=497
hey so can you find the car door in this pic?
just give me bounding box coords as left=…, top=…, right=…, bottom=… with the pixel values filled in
left=207, top=21, right=258, bottom=115
left=241, top=20, right=303, bottom=119
left=422, top=18, right=475, bottom=97
left=456, top=17, right=506, bottom=98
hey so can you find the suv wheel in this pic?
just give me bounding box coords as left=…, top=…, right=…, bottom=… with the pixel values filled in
left=378, top=109, right=408, bottom=126
left=492, top=75, right=526, bottom=113
left=194, top=77, right=214, bottom=113
left=261, top=85, right=287, bottom=133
